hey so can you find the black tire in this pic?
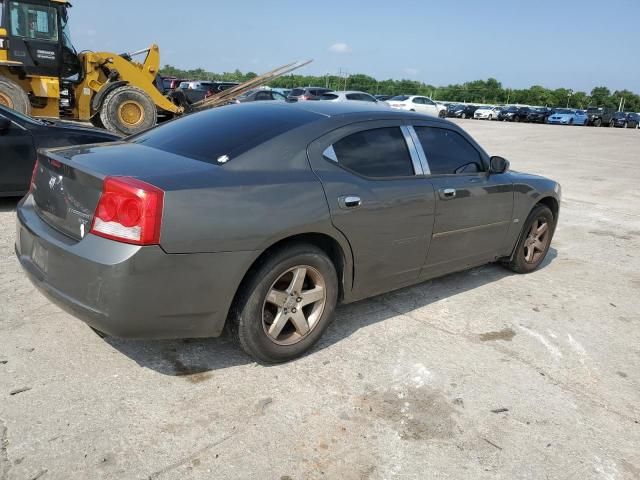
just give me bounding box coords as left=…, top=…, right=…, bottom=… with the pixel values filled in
left=608, top=120, right=614, bottom=128
left=230, top=244, right=338, bottom=363
left=569, top=118, right=573, bottom=125
left=438, top=109, right=446, bottom=118
left=0, top=75, right=31, bottom=115
left=89, top=115, right=105, bottom=129
left=593, top=118, right=602, bottom=127
left=99, top=85, right=157, bottom=135
left=514, top=116, right=520, bottom=122
left=504, top=205, right=555, bottom=274
left=461, top=113, right=467, bottom=119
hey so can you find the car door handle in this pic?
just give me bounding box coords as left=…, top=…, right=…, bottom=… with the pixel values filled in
left=338, top=195, right=362, bottom=209
left=439, top=188, right=456, bottom=199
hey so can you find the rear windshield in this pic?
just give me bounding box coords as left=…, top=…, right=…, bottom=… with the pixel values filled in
left=130, top=104, right=320, bottom=164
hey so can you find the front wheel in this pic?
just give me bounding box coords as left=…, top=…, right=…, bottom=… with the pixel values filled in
left=100, top=85, right=157, bottom=135
left=488, top=114, right=493, bottom=120
left=438, top=110, right=446, bottom=118
left=461, top=113, right=467, bottom=119
left=503, top=205, right=554, bottom=274
left=230, top=244, right=338, bottom=363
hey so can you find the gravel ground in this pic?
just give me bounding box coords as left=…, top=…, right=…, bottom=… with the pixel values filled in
left=1, top=120, right=639, bottom=480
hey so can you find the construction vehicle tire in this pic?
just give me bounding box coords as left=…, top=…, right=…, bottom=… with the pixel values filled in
left=89, top=115, right=105, bottom=129
left=0, top=75, right=31, bottom=115
left=100, top=85, right=157, bottom=135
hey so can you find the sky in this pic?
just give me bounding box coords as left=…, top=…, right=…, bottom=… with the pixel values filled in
left=70, top=0, right=640, bottom=94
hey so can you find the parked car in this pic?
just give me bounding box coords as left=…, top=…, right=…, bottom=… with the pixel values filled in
left=0, top=105, right=119, bottom=197
left=287, top=87, right=332, bottom=102
left=387, top=95, right=446, bottom=117
left=474, top=106, right=501, bottom=120
left=16, top=102, right=560, bottom=363
left=375, top=95, right=392, bottom=102
left=176, top=81, right=239, bottom=104
left=319, top=91, right=379, bottom=103
left=159, top=77, right=188, bottom=93
left=610, top=112, right=631, bottom=128
left=527, top=107, right=553, bottom=124
left=547, top=109, right=588, bottom=125
left=271, top=88, right=291, bottom=98
left=627, top=113, right=640, bottom=129
left=235, top=89, right=288, bottom=103
left=447, top=104, right=479, bottom=119
left=498, top=106, right=531, bottom=122
left=586, top=107, right=616, bottom=127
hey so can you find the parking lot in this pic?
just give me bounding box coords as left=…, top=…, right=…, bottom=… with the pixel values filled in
left=1, top=120, right=639, bottom=480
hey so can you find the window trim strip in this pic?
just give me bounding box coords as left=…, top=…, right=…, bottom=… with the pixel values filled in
left=400, top=125, right=425, bottom=176
left=405, top=125, right=431, bottom=175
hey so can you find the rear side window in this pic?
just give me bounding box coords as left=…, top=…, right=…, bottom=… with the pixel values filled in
left=414, top=127, right=483, bottom=175
left=290, top=88, right=304, bottom=96
left=332, top=127, right=414, bottom=178
left=320, top=93, right=339, bottom=100
left=132, top=105, right=320, bottom=164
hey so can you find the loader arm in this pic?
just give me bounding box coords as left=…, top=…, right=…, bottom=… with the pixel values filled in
left=75, top=44, right=181, bottom=121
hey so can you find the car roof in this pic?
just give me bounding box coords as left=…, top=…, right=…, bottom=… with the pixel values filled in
left=228, top=101, right=453, bottom=127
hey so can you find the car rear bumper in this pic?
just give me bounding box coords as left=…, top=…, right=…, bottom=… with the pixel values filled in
left=16, top=195, right=257, bottom=339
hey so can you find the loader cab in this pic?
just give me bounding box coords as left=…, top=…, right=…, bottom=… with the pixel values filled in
left=0, top=0, right=81, bottom=79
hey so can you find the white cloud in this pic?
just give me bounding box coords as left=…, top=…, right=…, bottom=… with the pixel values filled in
left=329, top=43, right=351, bottom=54
left=404, top=67, right=419, bottom=76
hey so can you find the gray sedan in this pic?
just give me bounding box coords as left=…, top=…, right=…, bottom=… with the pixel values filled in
left=16, top=102, right=560, bottom=363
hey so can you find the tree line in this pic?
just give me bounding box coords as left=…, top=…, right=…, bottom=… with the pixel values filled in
left=160, top=65, right=639, bottom=111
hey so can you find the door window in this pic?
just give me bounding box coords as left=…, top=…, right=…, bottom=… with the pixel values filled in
left=412, top=97, right=425, bottom=104
left=331, top=127, right=415, bottom=178
left=414, top=127, right=484, bottom=175
left=10, top=1, right=59, bottom=41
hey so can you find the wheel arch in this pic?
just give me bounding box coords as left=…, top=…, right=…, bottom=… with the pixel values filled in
left=91, top=80, right=129, bottom=114
left=228, top=232, right=354, bottom=323
left=507, top=195, right=559, bottom=262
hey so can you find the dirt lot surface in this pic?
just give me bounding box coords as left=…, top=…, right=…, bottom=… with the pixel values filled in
left=1, top=120, right=639, bottom=480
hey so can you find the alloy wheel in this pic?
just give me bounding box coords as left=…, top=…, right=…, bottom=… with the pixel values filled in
left=523, top=218, right=550, bottom=264
left=262, top=265, right=327, bottom=345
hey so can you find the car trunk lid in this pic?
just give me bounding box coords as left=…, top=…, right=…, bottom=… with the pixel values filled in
left=31, top=142, right=216, bottom=241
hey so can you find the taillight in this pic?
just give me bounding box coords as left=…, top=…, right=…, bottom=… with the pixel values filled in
left=29, top=160, right=39, bottom=192
left=90, top=176, right=164, bottom=245
left=301, top=94, right=310, bottom=101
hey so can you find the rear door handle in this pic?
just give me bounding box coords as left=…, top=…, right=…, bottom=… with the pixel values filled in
left=439, top=188, right=456, bottom=200
left=338, top=195, right=362, bottom=209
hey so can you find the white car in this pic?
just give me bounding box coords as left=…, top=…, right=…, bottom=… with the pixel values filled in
left=319, top=90, right=381, bottom=103
left=474, top=106, right=501, bottom=120
left=386, top=95, right=445, bottom=117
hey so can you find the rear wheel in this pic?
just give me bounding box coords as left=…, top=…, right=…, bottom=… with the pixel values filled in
left=438, top=109, right=446, bottom=118
left=100, top=85, right=157, bottom=135
left=461, top=113, right=467, bottom=119
left=514, top=116, right=520, bottom=122
left=230, top=244, right=338, bottom=363
left=593, top=118, right=602, bottom=127
left=488, top=114, right=493, bottom=120
left=608, top=120, right=614, bottom=128
left=0, top=75, right=31, bottom=115
left=504, top=205, right=554, bottom=274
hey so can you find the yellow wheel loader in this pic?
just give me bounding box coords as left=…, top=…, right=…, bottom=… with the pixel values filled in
left=0, top=0, right=311, bottom=135
left=0, top=0, right=182, bottom=135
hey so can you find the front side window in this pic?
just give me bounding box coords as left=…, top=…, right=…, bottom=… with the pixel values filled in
left=414, top=127, right=483, bottom=175
left=332, top=127, right=415, bottom=178
left=9, top=1, right=58, bottom=41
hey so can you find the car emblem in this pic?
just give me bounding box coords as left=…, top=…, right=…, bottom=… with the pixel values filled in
left=49, top=176, right=56, bottom=189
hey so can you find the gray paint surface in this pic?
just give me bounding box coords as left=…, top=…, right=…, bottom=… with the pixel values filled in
left=16, top=103, right=559, bottom=338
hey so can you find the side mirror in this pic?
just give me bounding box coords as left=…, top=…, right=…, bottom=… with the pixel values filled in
left=490, top=156, right=510, bottom=174
left=0, top=116, right=11, bottom=132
